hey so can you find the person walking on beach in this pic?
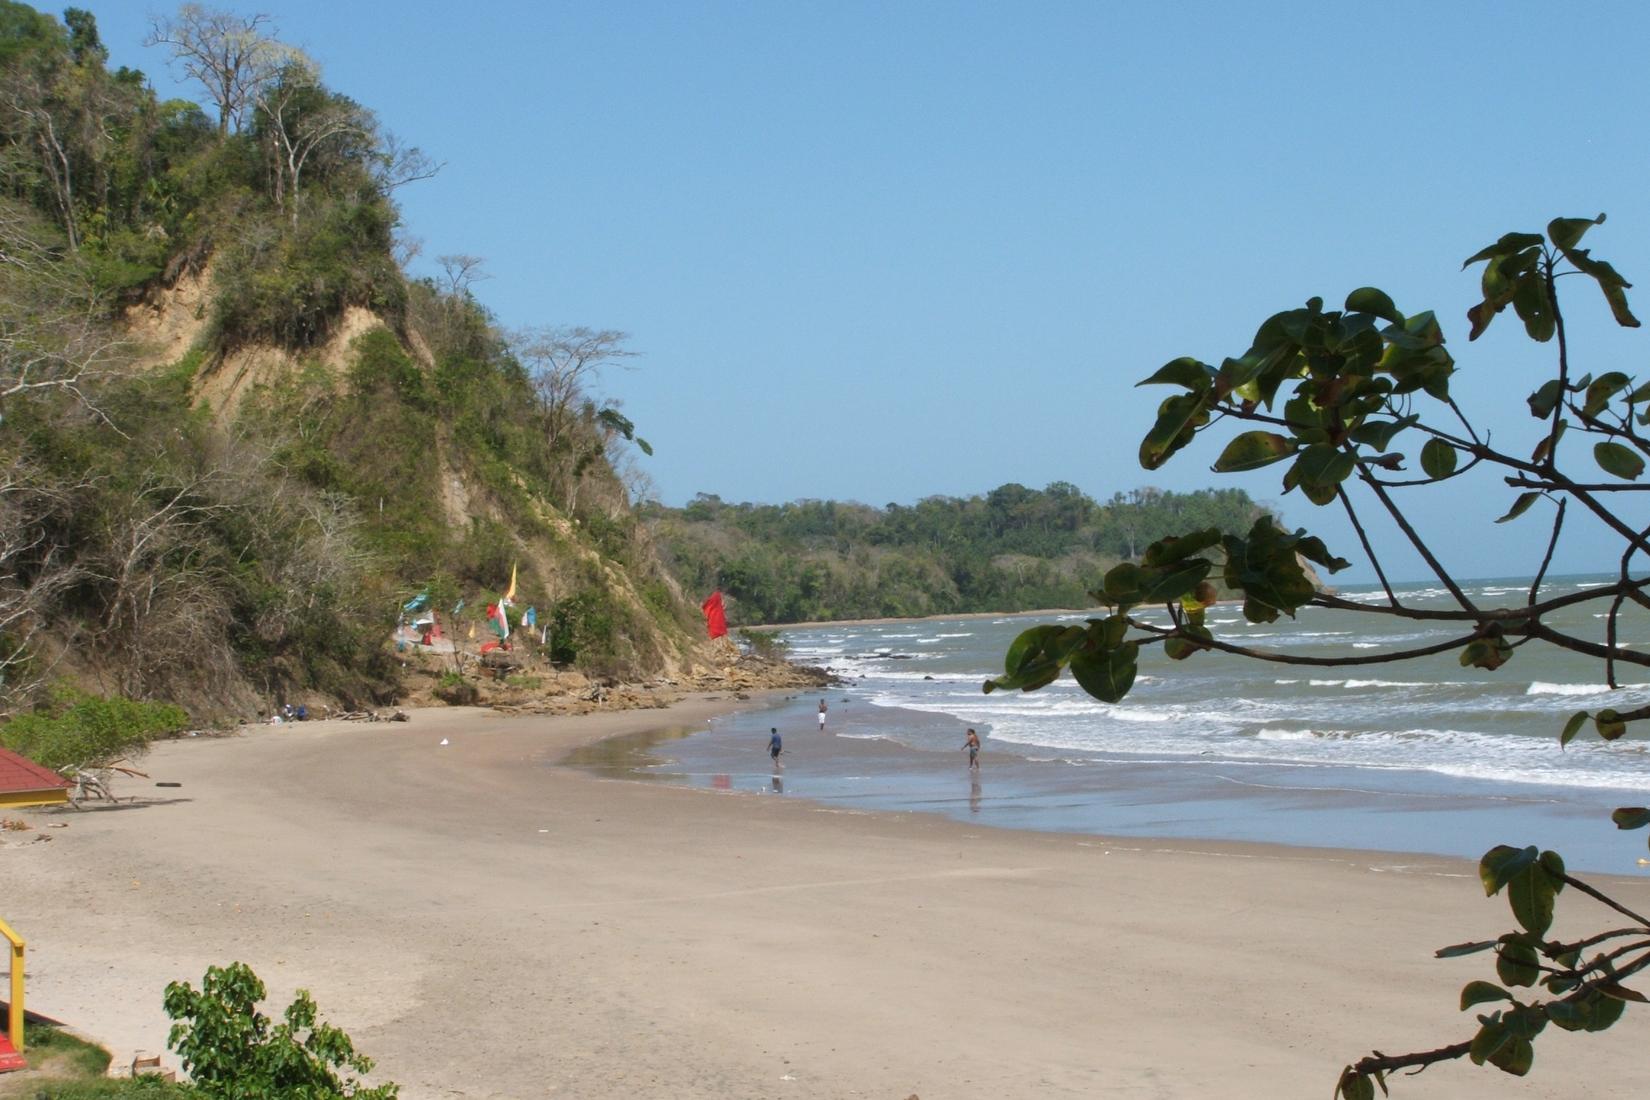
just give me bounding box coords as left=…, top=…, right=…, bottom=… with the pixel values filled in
left=817, top=698, right=828, bottom=730
left=769, top=727, right=783, bottom=766
left=964, top=728, right=981, bottom=770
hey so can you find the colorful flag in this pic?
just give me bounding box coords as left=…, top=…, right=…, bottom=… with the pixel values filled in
left=467, top=621, right=476, bottom=640
left=451, top=598, right=465, bottom=617
left=523, top=606, right=537, bottom=629
left=487, top=601, right=510, bottom=640
left=503, top=562, right=518, bottom=606
left=402, top=590, right=429, bottom=613
left=701, top=590, right=727, bottom=639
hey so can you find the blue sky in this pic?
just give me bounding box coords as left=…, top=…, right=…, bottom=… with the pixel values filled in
left=89, top=2, right=1650, bottom=583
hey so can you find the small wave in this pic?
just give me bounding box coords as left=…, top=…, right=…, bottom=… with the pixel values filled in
left=1308, top=678, right=1430, bottom=689
left=1526, top=682, right=1616, bottom=696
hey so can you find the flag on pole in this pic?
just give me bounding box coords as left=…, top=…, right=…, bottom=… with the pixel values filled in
left=701, top=590, right=728, bottom=639
left=402, top=590, right=429, bottom=613
left=467, top=621, right=476, bottom=640
left=523, top=606, right=537, bottom=629
left=487, top=601, right=510, bottom=640
left=503, top=562, right=518, bottom=606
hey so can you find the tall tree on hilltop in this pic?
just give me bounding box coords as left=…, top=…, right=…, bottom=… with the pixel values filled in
left=145, top=3, right=284, bottom=140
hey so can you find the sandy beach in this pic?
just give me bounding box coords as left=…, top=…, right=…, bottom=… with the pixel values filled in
left=4, top=697, right=1647, bottom=1099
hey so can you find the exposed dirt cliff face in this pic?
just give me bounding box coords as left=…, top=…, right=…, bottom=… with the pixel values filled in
left=114, top=276, right=741, bottom=717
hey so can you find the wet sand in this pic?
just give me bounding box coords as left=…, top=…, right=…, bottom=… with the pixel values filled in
left=3, top=698, right=1646, bottom=1098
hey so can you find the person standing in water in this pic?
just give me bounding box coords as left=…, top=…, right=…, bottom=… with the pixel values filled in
left=817, top=698, right=828, bottom=730
left=964, top=728, right=981, bottom=770
left=769, top=727, right=783, bottom=765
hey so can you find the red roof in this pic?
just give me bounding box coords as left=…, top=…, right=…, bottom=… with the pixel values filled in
left=0, top=747, right=70, bottom=794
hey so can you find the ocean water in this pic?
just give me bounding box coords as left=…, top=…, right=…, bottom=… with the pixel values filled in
left=588, top=576, right=1650, bottom=873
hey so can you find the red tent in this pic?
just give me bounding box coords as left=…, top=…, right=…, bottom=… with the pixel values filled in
left=700, top=591, right=728, bottom=639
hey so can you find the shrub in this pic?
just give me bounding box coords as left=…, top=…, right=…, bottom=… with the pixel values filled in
left=0, top=688, right=189, bottom=770
left=164, top=961, right=397, bottom=1099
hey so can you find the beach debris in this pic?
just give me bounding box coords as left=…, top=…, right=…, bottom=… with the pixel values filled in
left=439, top=738, right=450, bottom=746
left=1, top=817, right=29, bottom=831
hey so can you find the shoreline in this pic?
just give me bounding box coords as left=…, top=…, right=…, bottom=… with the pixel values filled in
left=5, top=697, right=1647, bottom=1098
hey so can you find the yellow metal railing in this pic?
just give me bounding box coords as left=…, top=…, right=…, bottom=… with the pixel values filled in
left=0, top=917, right=22, bottom=1051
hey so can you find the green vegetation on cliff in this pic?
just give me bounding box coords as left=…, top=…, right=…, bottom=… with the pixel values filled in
left=644, top=484, right=1269, bottom=624
left=0, top=3, right=697, bottom=723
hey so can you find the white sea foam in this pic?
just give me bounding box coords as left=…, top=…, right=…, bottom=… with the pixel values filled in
left=1526, top=682, right=1616, bottom=696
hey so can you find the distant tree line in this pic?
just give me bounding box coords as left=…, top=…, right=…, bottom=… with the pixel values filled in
left=643, top=484, right=1270, bottom=624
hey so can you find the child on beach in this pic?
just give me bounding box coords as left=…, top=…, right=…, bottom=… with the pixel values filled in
left=964, top=728, right=980, bottom=769
left=817, top=699, right=828, bottom=729
left=769, top=727, right=783, bottom=765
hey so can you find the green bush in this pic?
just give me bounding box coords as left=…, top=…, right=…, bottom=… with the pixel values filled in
left=164, top=961, right=397, bottom=1099
left=0, top=688, right=188, bottom=770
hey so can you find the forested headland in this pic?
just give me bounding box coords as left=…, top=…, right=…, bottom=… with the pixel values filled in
left=0, top=2, right=706, bottom=727
left=644, top=484, right=1270, bottom=624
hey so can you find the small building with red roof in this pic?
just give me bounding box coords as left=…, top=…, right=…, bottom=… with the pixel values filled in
left=0, top=748, right=69, bottom=809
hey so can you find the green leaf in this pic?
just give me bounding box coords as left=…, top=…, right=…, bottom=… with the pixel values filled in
left=1597, top=982, right=1649, bottom=1004
left=1527, top=379, right=1564, bottom=419
left=1583, top=371, right=1632, bottom=417
left=1496, top=940, right=1540, bottom=988
left=1548, top=215, right=1642, bottom=329
left=1164, top=624, right=1213, bottom=661
left=1003, top=625, right=1064, bottom=676
left=1611, top=806, right=1650, bottom=830
left=1459, top=634, right=1513, bottom=671
left=1510, top=275, right=1555, bottom=342
left=1507, top=860, right=1559, bottom=937
left=1420, top=438, right=1458, bottom=479
left=1345, top=286, right=1403, bottom=323
left=1548, top=214, right=1604, bottom=252
left=1461, top=981, right=1515, bottom=1010
left=1594, top=441, right=1645, bottom=481
left=1495, top=492, right=1540, bottom=524
left=1213, top=431, right=1297, bottom=472
left=1559, top=710, right=1589, bottom=747
left=1139, top=357, right=1216, bottom=390
left=1140, top=560, right=1212, bottom=604
left=1139, top=392, right=1212, bottom=471
left=1290, top=444, right=1357, bottom=494
left=1348, top=415, right=1416, bottom=452
left=1141, top=529, right=1223, bottom=567
left=1480, top=845, right=1538, bottom=895
left=1596, top=708, right=1627, bottom=740
left=1069, top=642, right=1138, bottom=703
left=1463, top=232, right=1545, bottom=267
left=1102, top=562, right=1145, bottom=606
left=1587, top=991, right=1628, bottom=1031
left=1436, top=940, right=1498, bottom=958
left=1468, top=1015, right=1509, bottom=1066
left=1487, top=1034, right=1534, bottom=1076
left=1337, top=1072, right=1376, bottom=1100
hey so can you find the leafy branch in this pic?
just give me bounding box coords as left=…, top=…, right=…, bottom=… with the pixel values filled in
left=987, top=215, right=1650, bottom=1094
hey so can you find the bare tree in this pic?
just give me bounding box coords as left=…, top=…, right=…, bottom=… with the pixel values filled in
left=0, top=201, right=129, bottom=421
left=511, top=326, right=635, bottom=452
left=254, top=56, right=370, bottom=225
left=372, top=130, right=442, bottom=193
left=144, top=4, right=286, bottom=139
